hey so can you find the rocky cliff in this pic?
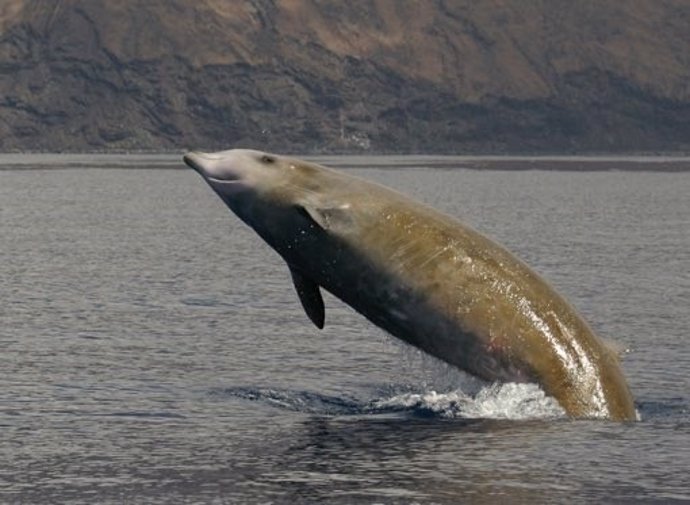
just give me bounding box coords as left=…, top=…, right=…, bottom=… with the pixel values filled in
left=1, top=0, right=688, bottom=153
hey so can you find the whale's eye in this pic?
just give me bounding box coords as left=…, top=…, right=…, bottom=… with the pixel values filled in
left=261, top=154, right=276, bottom=164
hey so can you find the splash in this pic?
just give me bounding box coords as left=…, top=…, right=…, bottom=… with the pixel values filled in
left=370, top=382, right=566, bottom=420
left=218, top=382, right=566, bottom=420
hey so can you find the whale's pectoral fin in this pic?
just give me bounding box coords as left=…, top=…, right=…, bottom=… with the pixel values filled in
left=289, top=266, right=325, bottom=329
left=299, top=204, right=354, bottom=234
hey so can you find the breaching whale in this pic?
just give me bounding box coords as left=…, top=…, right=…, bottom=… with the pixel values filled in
left=184, top=149, right=636, bottom=421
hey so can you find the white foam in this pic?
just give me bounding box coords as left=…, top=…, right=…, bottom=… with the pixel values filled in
left=373, top=382, right=566, bottom=420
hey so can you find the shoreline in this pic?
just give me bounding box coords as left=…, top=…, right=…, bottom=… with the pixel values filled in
left=1, top=152, right=690, bottom=172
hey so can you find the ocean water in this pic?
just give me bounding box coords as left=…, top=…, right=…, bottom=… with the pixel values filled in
left=1, top=155, right=688, bottom=504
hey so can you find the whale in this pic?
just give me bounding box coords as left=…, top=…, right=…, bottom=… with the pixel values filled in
left=184, top=149, right=636, bottom=421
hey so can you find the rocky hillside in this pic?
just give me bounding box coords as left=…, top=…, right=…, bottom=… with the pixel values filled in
left=0, top=0, right=688, bottom=153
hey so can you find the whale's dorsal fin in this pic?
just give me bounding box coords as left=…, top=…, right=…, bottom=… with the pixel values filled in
left=289, top=266, right=325, bottom=329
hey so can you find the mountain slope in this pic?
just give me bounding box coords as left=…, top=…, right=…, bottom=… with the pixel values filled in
left=0, top=0, right=688, bottom=152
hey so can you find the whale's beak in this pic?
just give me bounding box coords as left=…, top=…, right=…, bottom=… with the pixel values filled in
left=183, top=150, right=246, bottom=194
left=183, top=152, right=204, bottom=175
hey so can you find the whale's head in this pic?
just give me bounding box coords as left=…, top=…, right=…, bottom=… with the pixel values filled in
left=184, top=149, right=362, bottom=259
left=184, top=149, right=292, bottom=195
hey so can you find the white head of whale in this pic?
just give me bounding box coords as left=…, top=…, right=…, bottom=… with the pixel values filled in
left=183, top=149, right=285, bottom=191
left=183, top=149, right=359, bottom=228
left=184, top=149, right=349, bottom=199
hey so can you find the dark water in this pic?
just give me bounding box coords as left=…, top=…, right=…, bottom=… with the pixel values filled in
left=1, top=155, right=688, bottom=504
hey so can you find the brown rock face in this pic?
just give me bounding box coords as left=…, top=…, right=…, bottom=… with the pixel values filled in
left=1, top=0, right=688, bottom=152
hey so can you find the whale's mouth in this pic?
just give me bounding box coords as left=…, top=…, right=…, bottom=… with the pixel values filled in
left=206, top=175, right=242, bottom=184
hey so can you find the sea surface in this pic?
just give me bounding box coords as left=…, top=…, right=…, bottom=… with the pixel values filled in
left=1, top=155, right=688, bottom=504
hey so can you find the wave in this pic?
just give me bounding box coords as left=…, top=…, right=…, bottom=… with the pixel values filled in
left=215, top=382, right=566, bottom=421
